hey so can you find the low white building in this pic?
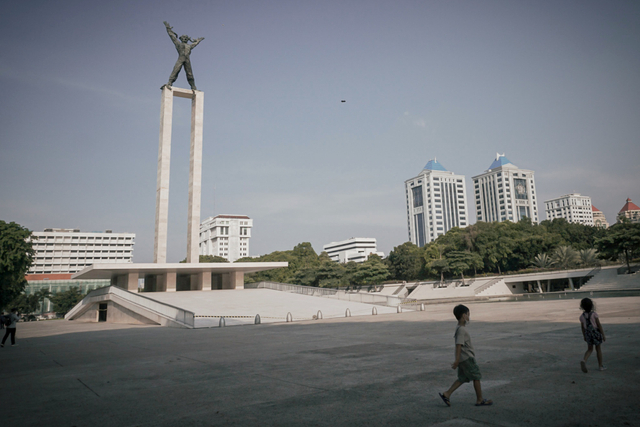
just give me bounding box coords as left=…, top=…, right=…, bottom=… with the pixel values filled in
left=323, top=237, right=384, bottom=263
left=28, top=228, right=135, bottom=275
left=592, top=205, right=609, bottom=228
left=618, top=198, right=640, bottom=224
left=544, top=193, right=594, bottom=226
left=199, top=215, right=252, bottom=262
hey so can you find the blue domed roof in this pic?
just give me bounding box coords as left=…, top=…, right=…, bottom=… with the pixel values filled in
left=489, top=153, right=515, bottom=170
left=424, top=158, right=448, bottom=172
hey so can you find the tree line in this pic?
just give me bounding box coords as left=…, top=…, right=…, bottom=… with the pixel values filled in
left=241, top=218, right=640, bottom=286
left=2, top=218, right=639, bottom=315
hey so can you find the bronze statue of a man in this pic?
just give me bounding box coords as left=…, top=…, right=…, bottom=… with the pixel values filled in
left=163, top=21, right=204, bottom=90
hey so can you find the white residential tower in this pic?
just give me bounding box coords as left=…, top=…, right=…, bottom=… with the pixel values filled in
left=472, top=154, right=539, bottom=223
left=405, top=159, right=469, bottom=247
left=544, top=193, right=594, bottom=225
left=199, top=215, right=252, bottom=262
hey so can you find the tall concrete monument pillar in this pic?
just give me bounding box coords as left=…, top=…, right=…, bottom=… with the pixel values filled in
left=154, top=86, right=204, bottom=264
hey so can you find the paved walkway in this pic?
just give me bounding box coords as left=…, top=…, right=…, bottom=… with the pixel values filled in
left=3, top=296, right=640, bottom=426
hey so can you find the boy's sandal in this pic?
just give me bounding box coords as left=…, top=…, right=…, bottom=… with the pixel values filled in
left=475, top=399, right=493, bottom=406
left=439, top=393, right=451, bottom=407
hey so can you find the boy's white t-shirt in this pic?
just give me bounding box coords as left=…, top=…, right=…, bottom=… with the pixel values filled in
left=454, top=325, right=475, bottom=362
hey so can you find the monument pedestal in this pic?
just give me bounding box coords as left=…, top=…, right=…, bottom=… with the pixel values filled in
left=154, top=86, right=204, bottom=264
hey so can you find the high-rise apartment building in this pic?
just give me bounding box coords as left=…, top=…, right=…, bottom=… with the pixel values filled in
left=199, top=215, right=252, bottom=262
left=323, top=237, right=384, bottom=263
left=405, top=159, right=468, bottom=247
left=472, top=154, right=539, bottom=223
left=544, top=193, right=593, bottom=225
left=28, top=228, right=135, bottom=274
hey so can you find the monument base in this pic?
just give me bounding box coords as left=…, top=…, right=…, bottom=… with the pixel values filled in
left=72, top=262, right=288, bottom=292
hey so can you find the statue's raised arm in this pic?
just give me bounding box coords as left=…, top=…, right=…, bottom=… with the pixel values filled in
left=163, top=22, right=205, bottom=91
left=190, top=37, right=205, bottom=49
left=164, top=21, right=179, bottom=45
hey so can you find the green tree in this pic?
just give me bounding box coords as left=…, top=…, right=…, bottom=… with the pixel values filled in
left=552, top=246, right=579, bottom=270
left=35, top=288, right=52, bottom=312
left=243, top=242, right=320, bottom=284
left=180, top=255, right=229, bottom=263
left=531, top=253, right=554, bottom=269
left=578, top=248, right=598, bottom=267
left=49, top=287, right=86, bottom=315
left=293, top=266, right=318, bottom=287
left=473, top=222, right=515, bottom=274
left=350, top=255, right=389, bottom=286
left=429, top=259, right=449, bottom=283
left=314, top=252, right=346, bottom=287
left=596, top=222, right=640, bottom=273
left=8, top=293, right=39, bottom=314
left=0, top=221, right=35, bottom=310
left=386, top=242, right=422, bottom=281
left=445, top=251, right=483, bottom=284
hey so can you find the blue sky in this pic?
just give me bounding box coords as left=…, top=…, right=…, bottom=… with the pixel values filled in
left=1, top=0, right=639, bottom=262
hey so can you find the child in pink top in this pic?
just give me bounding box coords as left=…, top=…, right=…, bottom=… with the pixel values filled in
left=579, top=298, right=606, bottom=373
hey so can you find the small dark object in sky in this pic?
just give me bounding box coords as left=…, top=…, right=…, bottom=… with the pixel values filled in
left=341, top=100, right=346, bottom=103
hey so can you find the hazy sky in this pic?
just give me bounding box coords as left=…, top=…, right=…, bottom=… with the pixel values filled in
left=1, top=0, right=639, bottom=262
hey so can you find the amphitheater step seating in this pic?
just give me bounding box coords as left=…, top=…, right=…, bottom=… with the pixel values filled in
left=580, top=267, right=640, bottom=291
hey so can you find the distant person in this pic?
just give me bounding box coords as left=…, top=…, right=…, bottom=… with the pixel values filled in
left=1, top=308, right=20, bottom=347
left=579, top=298, right=606, bottom=373
left=0, top=311, right=6, bottom=330
left=439, top=304, right=493, bottom=407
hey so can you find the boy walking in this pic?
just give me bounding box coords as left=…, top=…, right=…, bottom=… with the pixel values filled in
left=439, top=304, right=492, bottom=407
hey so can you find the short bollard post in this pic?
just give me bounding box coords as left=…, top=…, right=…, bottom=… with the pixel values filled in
left=420, top=303, right=425, bottom=311
left=219, top=317, right=226, bottom=328
left=397, top=306, right=402, bottom=313
left=286, top=312, right=293, bottom=322
left=372, top=307, right=378, bottom=315
left=345, top=308, right=351, bottom=317
left=255, top=314, right=261, bottom=325
left=316, top=310, right=323, bottom=320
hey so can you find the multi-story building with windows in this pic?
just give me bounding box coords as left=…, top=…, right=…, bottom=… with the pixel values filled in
left=592, top=206, right=609, bottom=228
left=618, top=198, right=640, bottom=223
left=323, top=237, right=384, bottom=263
left=544, top=193, right=594, bottom=225
left=27, top=228, right=135, bottom=275
left=199, top=215, right=252, bottom=262
left=472, top=154, right=539, bottom=223
left=405, top=159, right=469, bottom=247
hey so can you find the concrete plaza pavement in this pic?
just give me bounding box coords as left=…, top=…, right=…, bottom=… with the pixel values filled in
left=3, top=296, right=640, bottom=426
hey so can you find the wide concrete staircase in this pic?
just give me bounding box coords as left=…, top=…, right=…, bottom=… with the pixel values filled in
left=579, top=266, right=640, bottom=291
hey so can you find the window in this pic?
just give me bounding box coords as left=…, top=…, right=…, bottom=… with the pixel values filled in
left=412, top=186, right=423, bottom=208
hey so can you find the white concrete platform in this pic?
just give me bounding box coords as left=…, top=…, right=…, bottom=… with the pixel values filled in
left=143, top=289, right=399, bottom=327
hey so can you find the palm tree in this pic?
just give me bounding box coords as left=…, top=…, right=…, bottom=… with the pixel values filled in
left=34, top=289, right=52, bottom=313
left=552, top=246, right=579, bottom=270
left=578, top=248, right=599, bottom=267
left=531, top=253, right=554, bottom=269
